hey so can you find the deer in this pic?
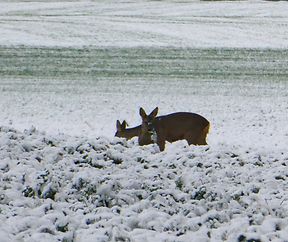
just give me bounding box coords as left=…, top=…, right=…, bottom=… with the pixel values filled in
left=115, top=120, right=141, bottom=140
left=138, top=107, right=210, bottom=151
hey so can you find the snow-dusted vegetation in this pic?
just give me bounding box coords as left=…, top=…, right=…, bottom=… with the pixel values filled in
left=1, top=126, right=288, bottom=241
left=0, top=1, right=288, bottom=241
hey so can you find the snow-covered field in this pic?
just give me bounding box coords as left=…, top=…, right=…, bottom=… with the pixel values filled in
left=1, top=1, right=288, bottom=242
left=1, top=127, right=288, bottom=242
left=0, top=0, right=288, bottom=48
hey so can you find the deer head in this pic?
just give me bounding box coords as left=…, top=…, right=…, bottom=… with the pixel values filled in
left=115, top=120, right=128, bottom=137
left=138, top=107, right=158, bottom=146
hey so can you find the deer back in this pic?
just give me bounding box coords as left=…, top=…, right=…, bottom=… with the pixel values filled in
left=138, top=107, right=210, bottom=151
left=154, top=112, right=209, bottom=142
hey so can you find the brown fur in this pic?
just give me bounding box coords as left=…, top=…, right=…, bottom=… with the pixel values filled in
left=115, top=120, right=141, bottom=140
left=138, top=107, right=210, bottom=151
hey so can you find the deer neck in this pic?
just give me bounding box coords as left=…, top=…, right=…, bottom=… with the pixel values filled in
left=150, top=127, right=157, bottom=143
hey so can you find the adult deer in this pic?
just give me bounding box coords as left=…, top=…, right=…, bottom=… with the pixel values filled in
left=115, top=120, right=141, bottom=140
left=138, top=107, right=210, bottom=151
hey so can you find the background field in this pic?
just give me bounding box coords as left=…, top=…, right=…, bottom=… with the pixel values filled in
left=1, top=46, right=287, bottom=150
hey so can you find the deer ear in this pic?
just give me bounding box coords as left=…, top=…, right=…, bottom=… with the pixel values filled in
left=116, top=120, right=122, bottom=131
left=122, top=120, right=127, bottom=129
left=149, top=107, right=158, bottom=119
left=139, top=107, right=147, bottom=119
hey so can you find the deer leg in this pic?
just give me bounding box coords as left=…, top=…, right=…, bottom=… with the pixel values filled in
left=157, top=138, right=165, bottom=151
left=185, top=134, right=198, bottom=146
left=196, top=136, right=207, bottom=145
left=185, top=128, right=207, bottom=146
left=197, top=124, right=209, bottom=145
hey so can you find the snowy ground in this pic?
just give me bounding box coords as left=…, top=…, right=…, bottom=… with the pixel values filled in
left=0, top=0, right=288, bottom=48
left=1, top=127, right=288, bottom=242
left=1, top=1, right=288, bottom=242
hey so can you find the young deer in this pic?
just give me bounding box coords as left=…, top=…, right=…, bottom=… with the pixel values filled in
left=138, top=107, right=210, bottom=151
left=115, top=120, right=141, bottom=140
